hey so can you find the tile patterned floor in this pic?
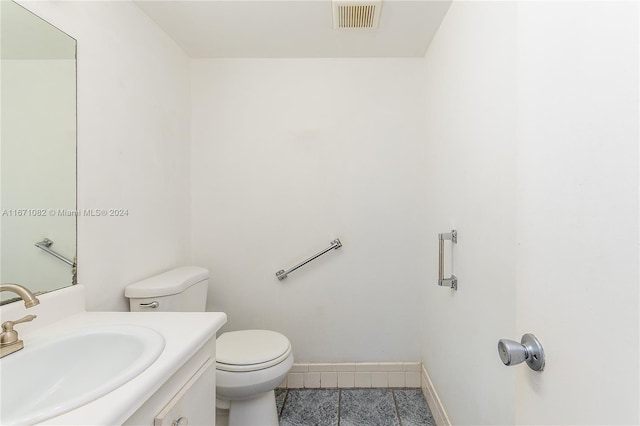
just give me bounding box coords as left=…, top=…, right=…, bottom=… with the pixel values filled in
left=276, top=388, right=435, bottom=426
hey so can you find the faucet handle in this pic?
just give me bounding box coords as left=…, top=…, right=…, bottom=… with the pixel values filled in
left=6, top=314, right=37, bottom=327
left=1, top=315, right=37, bottom=344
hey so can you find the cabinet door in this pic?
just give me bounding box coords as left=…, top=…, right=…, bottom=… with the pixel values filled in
left=155, top=358, right=215, bottom=426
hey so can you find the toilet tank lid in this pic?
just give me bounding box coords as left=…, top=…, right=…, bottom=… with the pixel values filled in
left=124, top=266, right=209, bottom=298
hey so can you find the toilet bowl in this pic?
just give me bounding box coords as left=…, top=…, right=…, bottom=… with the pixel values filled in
left=125, top=267, right=293, bottom=426
left=216, top=329, right=294, bottom=425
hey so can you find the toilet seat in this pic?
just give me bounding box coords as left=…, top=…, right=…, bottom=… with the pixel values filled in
left=216, top=330, right=291, bottom=372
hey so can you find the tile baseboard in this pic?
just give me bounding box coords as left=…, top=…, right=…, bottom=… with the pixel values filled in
left=280, top=362, right=421, bottom=389
left=421, top=363, right=451, bottom=426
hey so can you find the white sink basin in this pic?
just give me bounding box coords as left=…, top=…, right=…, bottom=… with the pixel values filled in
left=0, top=324, right=165, bottom=425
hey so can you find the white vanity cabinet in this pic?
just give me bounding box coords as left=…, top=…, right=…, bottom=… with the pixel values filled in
left=124, top=336, right=217, bottom=426
left=2, top=287, right=226, bottom=425
left=154, top=359, right=215, bottom=426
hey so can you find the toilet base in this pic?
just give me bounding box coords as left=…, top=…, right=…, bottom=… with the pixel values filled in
left=228, top=390, right=278, bottom=426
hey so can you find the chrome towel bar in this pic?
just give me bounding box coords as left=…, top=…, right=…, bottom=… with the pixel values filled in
left=438, top=230, right=457, bottom=290
left=35, top=238, right=75, bottom=267
left=276, top=238, right=342, bottom=281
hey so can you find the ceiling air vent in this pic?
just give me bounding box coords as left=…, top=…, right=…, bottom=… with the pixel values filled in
left=332, top=0, right=382, bottom=30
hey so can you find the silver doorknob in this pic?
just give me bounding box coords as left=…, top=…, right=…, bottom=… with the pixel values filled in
left=498, top=333, right=545, bottom=371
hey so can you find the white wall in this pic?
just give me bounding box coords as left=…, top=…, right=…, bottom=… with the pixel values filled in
left=190, top=59, right=428, bottom=362
left=420, top=1, right=639, bottom=425
left=19, top=1, right=192, bottom=311
left=420, top=2, right=518, bottom=425
left=515, top=1, right=639, bottom=424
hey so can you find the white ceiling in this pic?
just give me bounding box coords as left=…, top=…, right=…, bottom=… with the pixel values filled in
left=135, top=0, right=452, bottom=58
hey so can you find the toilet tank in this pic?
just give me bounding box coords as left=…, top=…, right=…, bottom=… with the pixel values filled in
left=125, top=266, right=209, bottom=312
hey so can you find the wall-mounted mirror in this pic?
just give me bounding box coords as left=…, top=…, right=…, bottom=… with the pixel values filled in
left=1, top=1, right=77, bottom=302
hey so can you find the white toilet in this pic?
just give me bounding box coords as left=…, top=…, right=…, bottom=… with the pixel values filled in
left=125, top=266, right=293, bottom=426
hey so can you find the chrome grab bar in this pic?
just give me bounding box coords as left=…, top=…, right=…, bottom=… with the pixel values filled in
left=35, top=238, right=75, bottom=267
left=276, top=239, right=342, bottom=281
left=438, top=230, right=457, bottom=290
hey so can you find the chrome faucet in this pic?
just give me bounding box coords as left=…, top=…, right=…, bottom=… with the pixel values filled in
left=0, top=284, right=40, bottom=357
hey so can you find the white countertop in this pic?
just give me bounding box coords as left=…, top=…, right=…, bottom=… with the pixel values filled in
left=0, top=285, right=227, bottom=425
